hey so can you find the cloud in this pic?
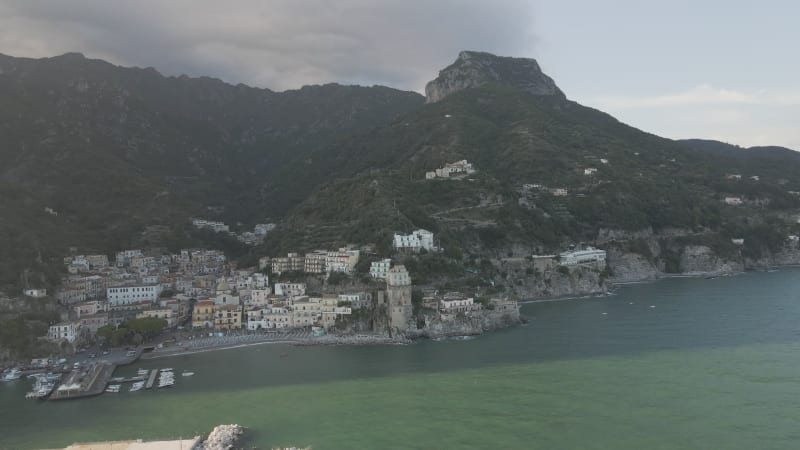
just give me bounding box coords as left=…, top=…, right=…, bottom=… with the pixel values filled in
left=589, top=84, right=800, bottom=109
left=0, top=0, right=537, bottom=91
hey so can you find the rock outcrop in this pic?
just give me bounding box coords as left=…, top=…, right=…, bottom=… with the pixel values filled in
left=198, top=424, right=244, bottom=450
left=679, top=245, right=743, bottom=275
left=425, top=51, right=565, bottom=103
left=409, top=306, right=522, bottom=339
left=606, top=248, right=660, bottom=283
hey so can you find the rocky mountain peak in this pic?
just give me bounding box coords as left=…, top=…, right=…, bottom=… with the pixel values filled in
left=425, top=51, right=564, bottom=103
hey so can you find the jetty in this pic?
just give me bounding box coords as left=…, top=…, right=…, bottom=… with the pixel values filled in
left=48, top=347, right=144, bottom=401
left=145, top=368, right=159, bottom=389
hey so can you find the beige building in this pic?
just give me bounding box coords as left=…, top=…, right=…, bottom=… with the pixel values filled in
left=214, top=304, right=242, bottom=330
left=79, top=313, right=109, bottom=335
left=304, top=250, right=328, bottom=274
left=290, top=297, right=322, bottom=328
left=271, top=253, right=304, bottom=274
left=137, top=308, right=177, bottom=327
left=192, top=300, right=215, bottom=328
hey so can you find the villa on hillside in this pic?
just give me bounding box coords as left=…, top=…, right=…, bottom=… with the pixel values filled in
left=425, top=159, right=476, bottom=179
left=393, top=229, right=436, bottom=253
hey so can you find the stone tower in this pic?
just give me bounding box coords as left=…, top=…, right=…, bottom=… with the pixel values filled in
left=386, top=265, right=413, bottom=332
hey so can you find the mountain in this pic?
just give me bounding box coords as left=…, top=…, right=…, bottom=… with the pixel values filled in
left=0, top=52, right=423, bottom=289
left=1, top=50, right=800, bottom=295
left=425, top=51, right=564, bottom=103
left=264, top=53, right=800, bottom=271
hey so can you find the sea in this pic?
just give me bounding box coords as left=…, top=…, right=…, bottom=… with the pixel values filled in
left=2, top=268, right=800, bottom=449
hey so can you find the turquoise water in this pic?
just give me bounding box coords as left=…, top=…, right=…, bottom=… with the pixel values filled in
left=2, top=270, right=800, bottom=449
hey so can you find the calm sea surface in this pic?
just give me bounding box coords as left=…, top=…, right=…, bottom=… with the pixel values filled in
left=2, top=269, right=800, bottom=449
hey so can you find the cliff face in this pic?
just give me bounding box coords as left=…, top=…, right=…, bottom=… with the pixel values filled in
left=425, top=51, right=565, bottom=103
left=679, top=245, right=744, bottom=275
left=496, top=258, right=608, bottom=299
left=409, top=307, right=522, bottom=339
left=606, top=248, right=660, bottom=283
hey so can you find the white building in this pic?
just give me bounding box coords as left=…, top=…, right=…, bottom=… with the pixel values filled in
left=584, top=168, right=598, bottom=175
left=338, top=293, right=372, bottom=309
left=274, top=282, right=306, bottom=297
left=106, top=285, right=163, bottom=307
left=550, top=188, right=569, bottom=197
left=47, top=322, right=82, bottom=344
left=393, top=229, right=435, bottom=252
left=428, top=160, right=476, bottom=179
left=724, top=197, right=743, bottom=205
left=23, top=288, right=47, bottom=298
left=559, top=247, right=607, bottom=267
left=439, top=296, right=482, bottom=314
left=370, top=259, right=392, bottom=279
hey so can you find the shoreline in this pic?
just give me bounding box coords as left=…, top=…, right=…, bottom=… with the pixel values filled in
left=520, top=264, right=800, bottom=305
left=90, top=266, right=800, bottom=362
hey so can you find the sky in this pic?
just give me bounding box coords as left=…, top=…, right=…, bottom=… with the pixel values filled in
left=0, top=0, right=797, bottom=150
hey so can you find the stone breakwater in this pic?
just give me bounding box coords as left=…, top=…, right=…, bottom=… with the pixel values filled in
left=197, top=424, right=244, bottom=450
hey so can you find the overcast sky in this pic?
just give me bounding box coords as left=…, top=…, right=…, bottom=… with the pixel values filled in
left=0, top=0, right=798, bottom=149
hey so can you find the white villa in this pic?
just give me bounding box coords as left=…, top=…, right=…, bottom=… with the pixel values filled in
left=393, top=229, right=435, bottom=252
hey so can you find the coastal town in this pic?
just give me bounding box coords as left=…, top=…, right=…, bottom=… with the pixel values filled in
left=2, top=220, right=544, bottom=401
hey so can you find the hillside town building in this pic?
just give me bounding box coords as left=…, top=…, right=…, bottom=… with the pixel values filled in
left=47, top=322, right=82, bottom=344
left=369, top=259, right=392, bottom=279
left=106, top=285, right=163, bottom=307
left=271, top=253, right=304, bottom=274
left=393, top=229, right=436, bottom=252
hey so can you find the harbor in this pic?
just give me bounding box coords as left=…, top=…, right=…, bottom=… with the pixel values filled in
left=1, top=346, right=196, bottom=401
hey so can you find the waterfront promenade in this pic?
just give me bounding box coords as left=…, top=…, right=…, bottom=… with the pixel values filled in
left=142, top=329, right=407, bottom=359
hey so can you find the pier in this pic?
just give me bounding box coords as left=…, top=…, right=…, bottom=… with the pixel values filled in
left=145, top=368, right=159, bottom=389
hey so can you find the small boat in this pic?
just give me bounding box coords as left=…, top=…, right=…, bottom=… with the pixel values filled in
left=181, top=372, right=194, bottom=377
left=1, top=368, right=22, bottom=382
left=130, top=381, right=145, bottom=392
left=105, top=384, right=121, bottom=393
left=161, top=368, right=173, bottom=372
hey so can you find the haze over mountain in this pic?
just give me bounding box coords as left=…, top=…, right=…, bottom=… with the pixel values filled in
left=0, top=50, right=798, bottom=294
